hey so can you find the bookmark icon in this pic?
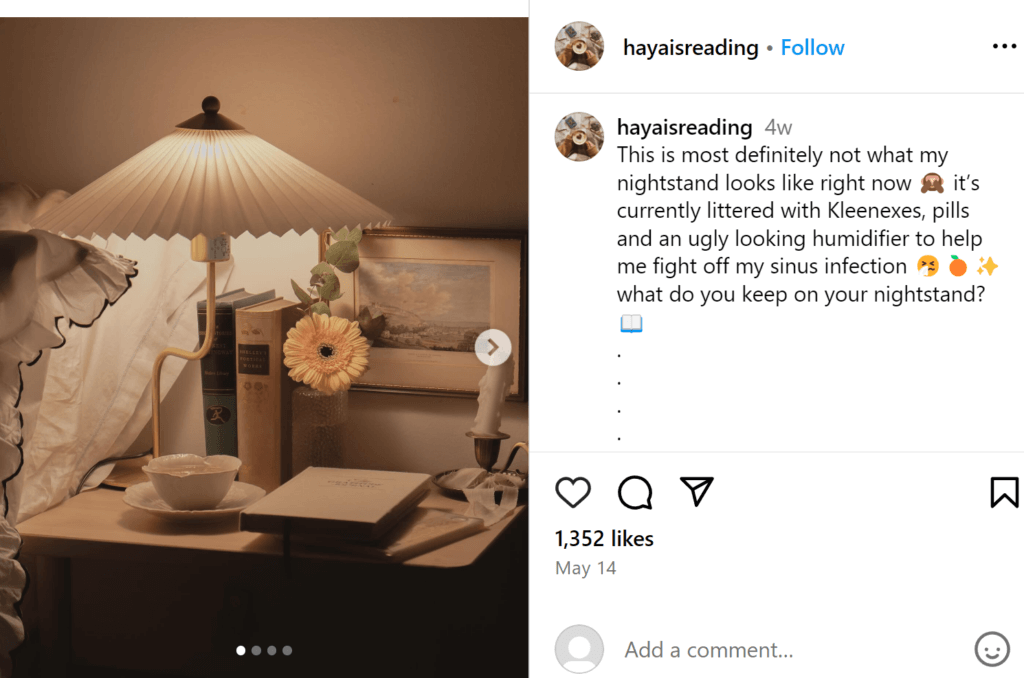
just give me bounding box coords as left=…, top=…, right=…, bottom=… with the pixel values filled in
left=680, top=477, right=714, bottom=507
left=991, top=477, right=1019, bottom=508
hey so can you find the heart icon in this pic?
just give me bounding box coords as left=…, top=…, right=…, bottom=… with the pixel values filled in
left=555, top=477, right=591, bottom=509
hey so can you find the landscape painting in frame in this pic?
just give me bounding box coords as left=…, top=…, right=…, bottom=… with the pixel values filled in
left=320, top=227, right=525, bottom=399
left=355, top=259, right=493, bottom=353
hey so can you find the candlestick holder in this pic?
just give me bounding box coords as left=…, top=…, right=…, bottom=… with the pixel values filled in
left=466, top=431, right=511, bottom=471
left=431, top=433, right=528, bottom=502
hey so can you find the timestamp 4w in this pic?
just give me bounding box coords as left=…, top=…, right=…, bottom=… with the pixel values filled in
left=556, top=529, right=654, bottom=549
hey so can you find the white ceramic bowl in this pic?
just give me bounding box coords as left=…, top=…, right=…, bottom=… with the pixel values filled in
left=141, top=454, right=241, bottom=510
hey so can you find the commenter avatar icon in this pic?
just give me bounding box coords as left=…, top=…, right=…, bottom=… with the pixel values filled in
left=555, top=112, right=603, bottom=161
left=556, top=625, right=604, bottom=673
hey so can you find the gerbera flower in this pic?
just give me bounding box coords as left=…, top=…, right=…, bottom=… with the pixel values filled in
left=283, top=314, right=369, bottom=394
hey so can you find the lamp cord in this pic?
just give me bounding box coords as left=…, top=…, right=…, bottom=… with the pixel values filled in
left=74, top=449, right=153, bottom=496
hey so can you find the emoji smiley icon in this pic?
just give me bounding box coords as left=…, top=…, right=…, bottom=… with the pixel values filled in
left=921, top=173, right=944, bottom=193
left=917, top=255, right=939, bottom=277
left=975, top=631, right=1010, bottom=667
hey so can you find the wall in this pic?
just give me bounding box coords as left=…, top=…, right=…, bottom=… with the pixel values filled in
left=0, top=17, right=529, bottom=474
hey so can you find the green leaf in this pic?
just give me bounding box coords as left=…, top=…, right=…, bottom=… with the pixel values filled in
left=310, top=261, right=334, bottom=276
left=319, top=272, right=341, bottom=302
left=359, top=305, right=383, bottom=320
left=357, top=305, right=386, bottom=340
left=309, top=273, right=324, bottom=286
left=332, top=226, right=363, bottom=243
left=325, top=240, right=360, bottom=273
left=951, top=255, right=959, bottom=260
left=310, top=301, right=331, bottom=316
left=291, top=279, right=313, bottom=305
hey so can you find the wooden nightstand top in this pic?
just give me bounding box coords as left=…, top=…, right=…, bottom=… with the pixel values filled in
left=18, top=487, right=525, bottom=569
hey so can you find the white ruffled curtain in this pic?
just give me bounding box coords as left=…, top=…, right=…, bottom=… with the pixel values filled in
left=0, top=187, right=135, bottom=675
left=15, top=233, right=232, bottom=520
left=0, top=183, right=232, bottom=673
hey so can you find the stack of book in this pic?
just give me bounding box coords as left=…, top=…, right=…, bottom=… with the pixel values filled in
left=197, top=289, right=275, bottom=457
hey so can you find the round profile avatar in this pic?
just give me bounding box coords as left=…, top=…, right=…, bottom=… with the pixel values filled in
left=555, top=113, right=604, bottom=162
left=555, top=22, right=604, bottom=71
left=555, top=625, right=604, bottom=674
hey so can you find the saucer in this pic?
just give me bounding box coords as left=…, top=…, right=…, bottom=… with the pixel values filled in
left=124, top=481, right=265, bottom=523
left=432, top=469, right=528, bottom=503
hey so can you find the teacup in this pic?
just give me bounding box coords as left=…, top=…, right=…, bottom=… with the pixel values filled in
left=142, top=454, right=241, bottom=510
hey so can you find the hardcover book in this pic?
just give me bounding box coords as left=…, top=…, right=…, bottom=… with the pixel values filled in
left=240, top=467, right=432, bottom=541
left=235, top=297, right=304, bottom=491
left=299, top=508, right=484, bottom=562
left=197, top=288, right=275, bottom=457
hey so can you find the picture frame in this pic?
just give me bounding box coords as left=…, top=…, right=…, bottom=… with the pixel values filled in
left=319, top=227, right=527, bottom=401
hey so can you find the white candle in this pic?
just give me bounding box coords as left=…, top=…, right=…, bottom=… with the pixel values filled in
left=471, top=357, right=515, bottom=436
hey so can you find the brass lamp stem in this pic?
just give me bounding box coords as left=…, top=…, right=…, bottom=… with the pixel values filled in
left=151, top=261, right=218, bottom=458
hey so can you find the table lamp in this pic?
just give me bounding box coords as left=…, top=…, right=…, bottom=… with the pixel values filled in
left=32, top=96, right=392, bottom=458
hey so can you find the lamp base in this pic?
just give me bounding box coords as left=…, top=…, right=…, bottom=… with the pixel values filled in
left=100, top=454, right=153, bottom=489
left=152, top=254, right=220, bottom=458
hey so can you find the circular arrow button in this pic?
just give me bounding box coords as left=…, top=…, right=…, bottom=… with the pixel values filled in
left=474, top=329, right=512, bottom=366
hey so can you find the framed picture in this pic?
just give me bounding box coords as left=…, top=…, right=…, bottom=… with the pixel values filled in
left=319, top=227, right=527, bottom=401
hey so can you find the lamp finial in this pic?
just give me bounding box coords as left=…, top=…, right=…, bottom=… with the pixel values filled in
left=176, top=96, right=244, bottom=131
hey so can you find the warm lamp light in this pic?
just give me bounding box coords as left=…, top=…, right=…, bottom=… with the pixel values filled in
left=32, top=96, right=392, bottom=458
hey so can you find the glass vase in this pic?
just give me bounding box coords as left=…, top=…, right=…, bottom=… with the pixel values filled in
left=292, top=385, right=348, bottom=474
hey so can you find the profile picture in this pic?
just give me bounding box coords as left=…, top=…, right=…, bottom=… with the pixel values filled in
left=554, top=112, right=604, bottom=162
left=554, top=22, right=604, bottom=71
left=555, top=625, right=604, bottom=674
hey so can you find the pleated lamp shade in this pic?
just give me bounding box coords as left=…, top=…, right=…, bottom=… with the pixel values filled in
left=32, top=97, right=392, bottom=240
left=27, top=96, right=393, bottom=463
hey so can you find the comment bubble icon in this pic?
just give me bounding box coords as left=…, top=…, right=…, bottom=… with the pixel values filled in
left=618, top=475, right=653, bottom=510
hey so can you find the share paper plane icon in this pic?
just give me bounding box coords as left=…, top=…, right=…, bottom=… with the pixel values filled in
left=680, top=477, right=714, bottom=507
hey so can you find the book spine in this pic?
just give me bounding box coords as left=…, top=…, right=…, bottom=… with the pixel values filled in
left=236, top=306, right=301, bottom=491
left=278, top=305, right=304, bottom=485
left=198, top=305, right=240, bottom=456
left=236, top=310, right=281, bottom=491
